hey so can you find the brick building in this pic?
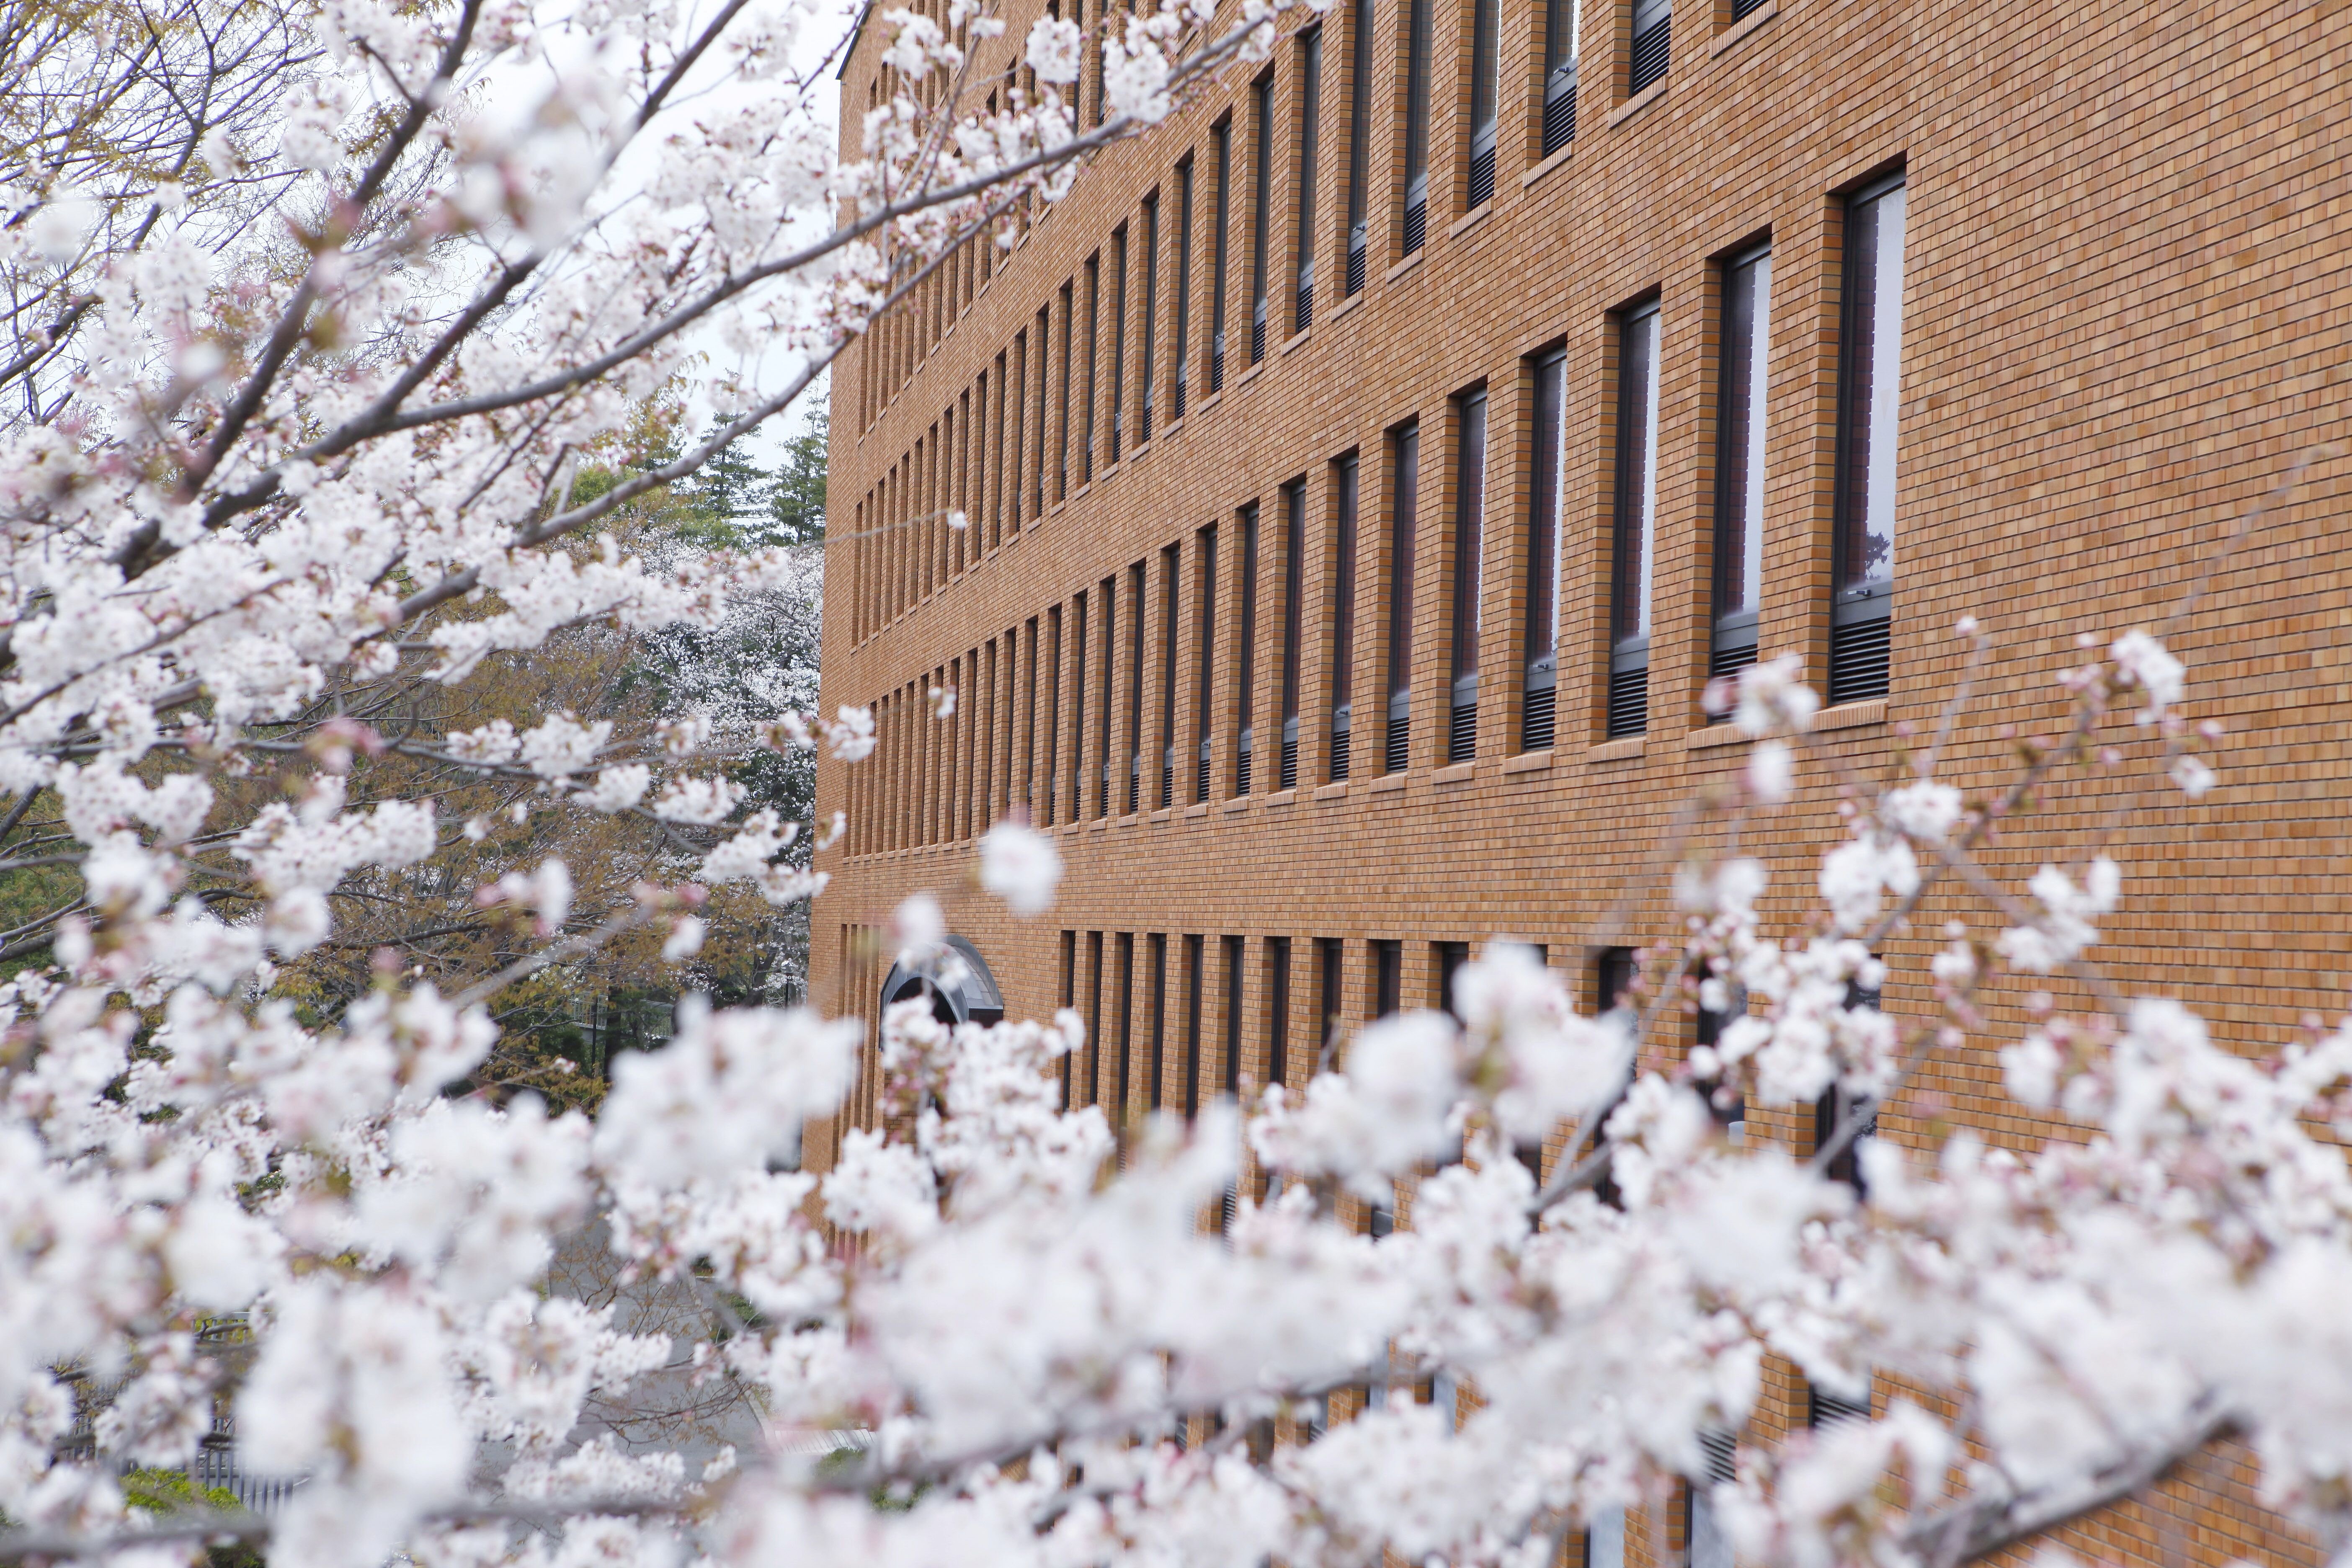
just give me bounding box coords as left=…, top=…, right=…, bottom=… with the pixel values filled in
left=810, top=0, right=2348, bottom=1560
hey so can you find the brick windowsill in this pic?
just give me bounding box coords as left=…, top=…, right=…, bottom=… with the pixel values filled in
left=1607, top=77, right=1668, bottom=130
left=1817, top=697, right=1889, bottom=732
left=1709, top=0, right=1778, bottom=58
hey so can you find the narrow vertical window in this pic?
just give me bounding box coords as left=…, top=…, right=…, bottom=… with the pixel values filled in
left=1022, top=616, right=1040, bottom=816
left=1097, top=575, right=1117, bottom=817
left=1043, top=605, right=1063, bottom=824
left=1522, top=350, right=1564, bottom=750
left=1173, top=158, right=1194, bottom=421
left=1627, top=0, right=1669, bottom=96
left=1194, top=526, right=1218, bottom=801
left=1057, top=281, right=1074, bottom=500
left=1437, top=941, right=1469, bottom=1019
left=1083, top=254, right=1101, bottom=482
left=1317, top=939, right=1344, bottom=1056
left=1448, top=389, right=1487, bottom=762
left=1125, top=560, right=1146, bottom=814
left=1086, top=0, right=1104, bottom=125
left=1148, top=933, right=1167, bottom=1111
left=1266, top=937, right=1292, bottom=1089
left=1235, top=503, right=1260, bottom=795
left=1465, top=0, right=1498, bottom=209
left=1596, top=946, right=1635, bottom=1011
left=990, top=354, right=1008, bottom=548
left=1374, top=939, right=1402, bottom=1016
left=1329, top=455, right=1359, bottom=780
left=1222, top=936, right=1244, bottom=1096
left=1831, top=173, right=1905, bottom=704
left=1293, top=28, right=1322, bottom=333
left=1343, top=0, right=1373, bottom=294
left=1385, top=426, right=1419, bottom=772
left=1109, top=226, right=1127, bottom=463
left=1159, top=544, right=1181, bottom=808
left=1059, top=929, right=1078, bottom=1105
left=1086, top=931, right=1105, bottom=1104
left=1687, top=1436, right=1737, bottom=1568
left=1711, top=243, right=1771, bottom=684
left=1607, top=301, right=1660, bottom=738
left=1540, top=0, right=1577, bottom=154
left=1034, top=306, right=1050, bottom=518
left=1071, top=592, right=1088, bottom=816
left=1248, top=75, right=1274, bottom=364
left=1138, top=195, right=1158, bottom=445
left=1184, top=933, right=1205, bottom=1114
left=1114, top=933, right=1134, bottom=1122
left=1399, top=0, right=1431, bottom=254
left=1210, top=122, right=1231, bottom=392
left=1278, top=480, right=1305, bottom=790
left=1007, top=337, right=1026, bottom=531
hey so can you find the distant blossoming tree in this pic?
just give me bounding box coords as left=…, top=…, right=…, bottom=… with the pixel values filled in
left=0, top=0, right=2328, bottom=1565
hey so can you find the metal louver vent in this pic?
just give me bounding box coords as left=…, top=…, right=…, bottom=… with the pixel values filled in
left=1520, top=684, right=1555, bottom=752
left=1710, top=642, right=1759, bottom=680
left=1330, top=727, right=1350, bottom=781
left=1627, top=13, right=1670, bottom=95
left=1279, top=736, right=1298, bottom=791
left=1607, top=666, right=1648, bottom=737
left=1235, top=749, right=1251, bottom=796
left=1127, top=758, right=1140, bottom=815
left=1730, top=0, right=1767, bottom=18
left=1161, top=747, right=1176, bottom=808
left=1402, top=199, right=1426, bottom=256
left=1385, top=715, right=1410, bottom=773
left=1828, top=616, right=1891, bottom=704
left=1210, top=331, right=1225, bottom=392
left=1172, top=378, right=1186, bottom=420
left=1465, top=146, right=1495, bottom=209
left=1448, top=701, right=1476, bottom=762
left=1196, top=740, right=1211, bottom=801
left=1295, top=280, right=1313, bottom=333
left=1542, top=72, right=1577, bottom=154
left=1808, top=1377, right=1873, bottom=1428
left=1251, top=300, right=1267, bottom=362
left=1346, top=232, right=1367, bottom=295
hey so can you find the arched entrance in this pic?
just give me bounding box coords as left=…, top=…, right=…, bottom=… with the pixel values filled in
left=877, top=934, right=1005, bottom=1028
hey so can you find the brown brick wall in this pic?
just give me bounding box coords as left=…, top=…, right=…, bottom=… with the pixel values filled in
left=809, top=0, right=2350, bottom=1560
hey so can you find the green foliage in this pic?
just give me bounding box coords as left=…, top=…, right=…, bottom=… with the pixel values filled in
left=123, top=1467, right=264, bottom=1568
left=765, top=405, right=829, bottom=547
left=123, top=1467, right=244, bottom=1516
left=675, top=407, right=828, bottom=549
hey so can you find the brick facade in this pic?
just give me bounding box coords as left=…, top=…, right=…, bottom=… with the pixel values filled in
left=811, top=0, right=2351, bottom=1560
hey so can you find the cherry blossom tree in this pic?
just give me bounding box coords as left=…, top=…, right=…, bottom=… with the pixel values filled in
left=0, top=0, right=2334, bottom=1565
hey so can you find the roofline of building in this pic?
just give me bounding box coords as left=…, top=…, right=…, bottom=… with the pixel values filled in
left=835, top=0, right=875, bottom=80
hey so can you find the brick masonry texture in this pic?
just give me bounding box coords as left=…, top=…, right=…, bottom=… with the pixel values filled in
left=808, top=0, right=2350, bottom=1561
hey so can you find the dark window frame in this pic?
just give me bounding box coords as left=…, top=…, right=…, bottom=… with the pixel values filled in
left=1293, top=27, right=1323, bottom=333
left=1384, top=425, right=1419, bottom=772
left=1829, top=170, right=1907, bottom=705
left=1710, top=242, right=1771, bottom=685
left=1521, top=348, right=1565, bottom=750
left=1329, top=453, right=1360, bottom=779
left=1448, top=387, right=1488, bottom=762
left=1279, top=479, right=1306, bottom=789
left=1607, top=299, right=1660, bottom=738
